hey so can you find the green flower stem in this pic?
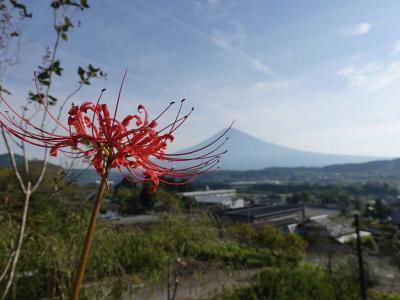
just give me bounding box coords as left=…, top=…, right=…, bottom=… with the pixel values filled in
left=71, top=169, right=109, bottom=300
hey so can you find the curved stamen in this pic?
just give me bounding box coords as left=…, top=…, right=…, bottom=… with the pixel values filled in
left=112, top=68, right=127, bottom=128
left=164, top=121, right=233, bottom=156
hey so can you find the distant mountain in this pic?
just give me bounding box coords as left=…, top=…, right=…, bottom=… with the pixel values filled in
left=0, top=128, right=391, bottom=184
left=66, top=168, right=122, bottom=184
left=322, top=159, right=400, bottom=174
left=178, top=128, right=383, bottom=170
left=195, top=158, right=400, bottom=185
left=0, top=153, right=23, bottom=167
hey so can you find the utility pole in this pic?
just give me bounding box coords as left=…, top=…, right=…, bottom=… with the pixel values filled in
left=355, top=214, right=367, bottom=300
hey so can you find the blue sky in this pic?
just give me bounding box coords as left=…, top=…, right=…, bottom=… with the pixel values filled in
left=4, top=0, right=400, bottom=158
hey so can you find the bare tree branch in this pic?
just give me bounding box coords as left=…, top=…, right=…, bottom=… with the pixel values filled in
left=0, top=3, right=104, bottom=296
left=0, top=251, right=14, bottom=282
left=0, top=128, right=25, bottom=193
left=0, top=182, right=31, bottom=300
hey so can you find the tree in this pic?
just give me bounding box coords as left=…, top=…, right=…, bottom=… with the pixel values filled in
left=374, top=199, right=390, bottom=220
left=226, top=223, right=258, bottom=246
left=154, top=188, right=181, bottom=212
left=354, top=196, right=364, bottom=213
left=212, top=264, right=361, bottom=300
left=286, top=192, right=302, bottom=204
left=257, top=225, right=306, bottom=266
left=114, top=187, right=141, bottom=214
left=139, top=183, right=157, bottom=212
left=0, top=2, right=106, bottom=297
left=181, top=195, right=197, bottom=212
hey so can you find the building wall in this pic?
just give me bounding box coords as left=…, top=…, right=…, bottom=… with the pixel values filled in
left=180, top=190, right=243, bottom=208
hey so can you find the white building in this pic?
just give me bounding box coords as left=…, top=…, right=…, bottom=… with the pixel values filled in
left=179, top=189, right=244, bottom=209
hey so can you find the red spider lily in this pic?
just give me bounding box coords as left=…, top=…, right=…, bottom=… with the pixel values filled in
left=0, top=73, right=231, bottom=192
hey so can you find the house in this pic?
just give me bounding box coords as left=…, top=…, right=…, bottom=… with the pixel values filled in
left=298, top=214, right=371, bottom=244
left=179, top=189, right=244, bottom=209
left=219, top=204, right=305, bottom=231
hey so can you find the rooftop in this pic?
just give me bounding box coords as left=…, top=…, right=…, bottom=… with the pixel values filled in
left=179, top=189, right=236, bottom=197
left=222, top=205, right=304, bottom=219
left=306, top=215, right=371, bottom=243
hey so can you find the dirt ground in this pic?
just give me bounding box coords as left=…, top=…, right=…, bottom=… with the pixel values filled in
left=120, top=249, right=400, bottom=299
left=306, top=252, right=400, bottom=293
left=124, top=268, right=260, bottom=300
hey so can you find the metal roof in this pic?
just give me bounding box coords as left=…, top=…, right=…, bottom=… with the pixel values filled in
left=179, top=189, right=236, bottom=197
left=223, top=205, right=304, bottom=219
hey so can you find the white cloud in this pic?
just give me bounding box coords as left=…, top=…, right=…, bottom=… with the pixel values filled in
left=251, top=59, right=275, bottom=75
left=211, top=22, right=247, bottom=49
left=210, top=25, right=277, bottom=77
left=337, top=61, right=400, bottom=91
left=344, top=22, right=371, bottom=36
left=211, top=30, right=231, bottom=49
left=254, top=79, right=298, bottom=92
left=392, top=40, right=400, bottom=55
left=136, top=1, right=278, bottom=77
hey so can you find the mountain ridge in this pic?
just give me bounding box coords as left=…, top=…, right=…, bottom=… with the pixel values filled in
left=178, top=128, right=384, bottom=170
left=0, top=128, right=395, bottom=184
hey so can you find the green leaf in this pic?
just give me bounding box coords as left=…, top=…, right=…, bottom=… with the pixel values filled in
left=37, top=72, right=49, bottom=80
left=80, top=0, right=90, bottom=8
left=28, top=92, right=44, bottom=102
left=48, top=95, right=58, bottom=105
left=77, top=66, right=85, bottom=77
left=61, top=33, right=68, bottom=41
left=64, top=16, right=73, bottom=28
left=51, top=60, right=63, bottom=76
left=50, top=1, right=61, bottom=9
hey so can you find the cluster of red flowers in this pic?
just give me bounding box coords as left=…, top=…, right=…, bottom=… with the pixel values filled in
left=0, top=75, right=230, bottom=192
